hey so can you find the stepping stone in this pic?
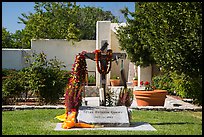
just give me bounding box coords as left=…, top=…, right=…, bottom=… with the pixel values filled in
left=54, top=122, right=157, bottom=131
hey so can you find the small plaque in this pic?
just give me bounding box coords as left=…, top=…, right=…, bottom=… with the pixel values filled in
left=77, top=106, right=130, bottom=127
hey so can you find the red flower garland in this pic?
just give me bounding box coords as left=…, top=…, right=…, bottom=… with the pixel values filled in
left=65, top=51, right=87, bottom=115
left=64, top=49, right=113, bottom=117
left=94, top=49, right=112, bottom=75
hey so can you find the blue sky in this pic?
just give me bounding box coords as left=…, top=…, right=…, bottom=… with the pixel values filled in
left=2, top=2, right=135, bottom=34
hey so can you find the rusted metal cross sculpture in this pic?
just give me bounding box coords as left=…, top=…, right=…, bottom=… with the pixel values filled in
left=84, top=41, right=126, bottom=106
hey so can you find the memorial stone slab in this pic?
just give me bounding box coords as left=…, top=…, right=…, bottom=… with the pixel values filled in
left=77, top=106, right=130, bottom=127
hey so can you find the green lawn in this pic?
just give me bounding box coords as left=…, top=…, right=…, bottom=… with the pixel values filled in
left=2, top=109, right=202, bottom=135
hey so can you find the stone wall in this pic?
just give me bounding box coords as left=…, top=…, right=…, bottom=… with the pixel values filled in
left=2, top=49, right=31, bottom=70
left=31, top=39, right=96, bottom=71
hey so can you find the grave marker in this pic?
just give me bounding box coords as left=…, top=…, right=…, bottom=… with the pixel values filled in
left=77, top=106, right=130, bottom=127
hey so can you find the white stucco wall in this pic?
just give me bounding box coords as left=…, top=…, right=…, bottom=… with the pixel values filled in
left=2, top=49, right=31, bottom=70
left=110, top=23, right=129, bottom=85
left=138, top=65, right=152, bottom=86
left=31, top=39, right=96, bottom=71
left=2, top=22, right=152, bottom=85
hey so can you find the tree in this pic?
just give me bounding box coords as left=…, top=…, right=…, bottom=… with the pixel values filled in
left=117, top=2, right=202, bottom=78
left=11, top=30, right=31, bottom=49
left=2, top=27, right=13, bottom=48
left=18, top=2, right=81, bottom=42
left=76, top=6, right=119, bottom=40
left=117, top=2, right=202, bottom=104
left=17, top=2, right=119, bottom=48
left=116, top=3, right=156, bottom=67
left=2, top=28, right=31, bottom=49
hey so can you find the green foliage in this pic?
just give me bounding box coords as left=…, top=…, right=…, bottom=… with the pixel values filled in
left=117, top=2, right=202, bottom=105
left=11, top=30, right=30, bottom=49
left=2, top=69, right=18, bottom=77
left=21, top=51, right=69, bottom=104
left=76, top=6, right=119, bottom=40
left=133, top=76, right=138, bottom=80
left=2, top=71, right=26, bottom=105
left=111, top=75, right=120, bottom=79
left=117, top=2, right=202, bottom=76
left=3, top=3, right=119, bottom=48
left=117, top=88, right=133, bottom=107
left=117, top=3, right=155, bottom=67
left=17, top=3, right=79, bottom=49
left=2, top=27, right=14, bottom=48
left=152, top=73, right=175, bottom=94
left=15, top=2, right=119, bottom=48
left=170, top=72, right=202, bottom=105
left=118, top=2, right=202, bottom=77
left=88, top=75, right=96, bottom=84
left=2, top=53, right=70, bottom=105
left=1, top=28, right=33, bottom=49
left=148, top=2, right=202, bottom=78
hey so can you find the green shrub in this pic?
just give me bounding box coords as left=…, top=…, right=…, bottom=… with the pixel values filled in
left=152, top=73, right=175, bottom=94
left=2, top=72, right=25, bottom=105
left=38, top=68, right=70, bottom=104
left=2, top=52, right=71, bottom=105
left=20, top=51, right=70, bottom=104
left=170, top=72, right=202, bottom=105
left=2, top=69, right=18, bottom=77
left=88, top=75, right=96, bottom=84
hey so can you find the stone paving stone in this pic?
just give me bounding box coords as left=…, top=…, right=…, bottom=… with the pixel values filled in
left=54, top=122, right=157, bottom=131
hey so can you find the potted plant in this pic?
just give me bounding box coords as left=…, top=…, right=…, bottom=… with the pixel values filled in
left=132, top=76, right=138, bottom=86
left=133, top=81, right=167, bottom=106
left=110, top=75, right=120, bottom=86
left=88, top=75, right=96, bottom=86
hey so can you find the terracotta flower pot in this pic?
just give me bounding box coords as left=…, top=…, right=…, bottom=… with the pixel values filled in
left=110, top=79, right=120, bottom=86
left=133, top=90, right=167, bottom=106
